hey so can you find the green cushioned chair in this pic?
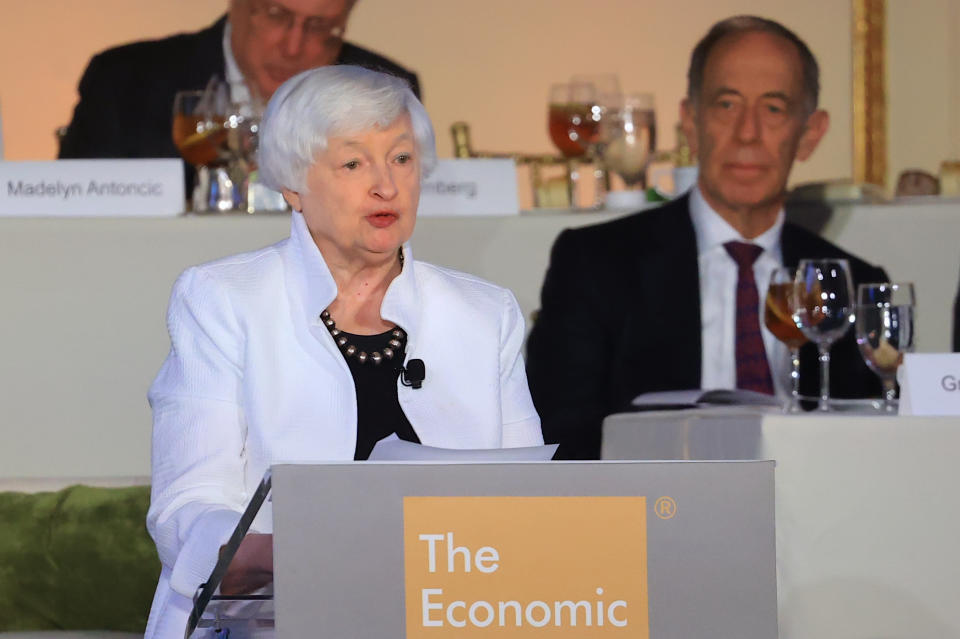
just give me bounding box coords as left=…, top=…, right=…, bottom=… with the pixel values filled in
left=0, top=485, right=159, bottom=633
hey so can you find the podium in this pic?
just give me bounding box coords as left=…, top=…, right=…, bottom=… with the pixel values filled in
left=189, top=460, right=777, bottom=638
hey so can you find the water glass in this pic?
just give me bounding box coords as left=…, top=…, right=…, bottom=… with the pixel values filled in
left=855, top=282, right=916, bottom=412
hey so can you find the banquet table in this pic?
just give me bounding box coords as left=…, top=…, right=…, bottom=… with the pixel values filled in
left=602, top=407, right=960, bottom=639
left=0, top=199, right=958, bottom=480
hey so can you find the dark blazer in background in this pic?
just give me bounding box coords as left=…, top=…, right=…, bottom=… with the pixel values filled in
left=58, top=16, right=421, bottom=184
left=954, top=266, right=960, bottom=352
left=526, top=195, right=888, bottom=459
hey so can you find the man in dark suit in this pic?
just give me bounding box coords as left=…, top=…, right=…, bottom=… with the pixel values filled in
left=526, top=16, right=887, bottom=459
left=59, top=0, right=419, bottom=165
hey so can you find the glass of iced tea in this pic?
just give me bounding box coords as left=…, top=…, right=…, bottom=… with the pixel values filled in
left=570, top=74, right=621, bottom=153
left=173, top=87, right=250, bottom=212
left=765, top=266, right=809, bottom=411
left=172, top=90, right=227, bottom=168
left=548, top=82, right=595, bottom=158
left=547, top=82, right=597, bottom=207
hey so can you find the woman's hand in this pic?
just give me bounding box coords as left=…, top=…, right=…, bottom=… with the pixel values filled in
left=219, top=532, right=274, bottom=595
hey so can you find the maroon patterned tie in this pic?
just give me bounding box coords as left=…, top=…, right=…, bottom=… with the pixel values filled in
left=723, top=241, right=775, bottom=395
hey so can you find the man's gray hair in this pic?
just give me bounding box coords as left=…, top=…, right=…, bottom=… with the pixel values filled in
left=258, top=65, right=437, bottom=192
left=687, top=15, right=820, bottom=114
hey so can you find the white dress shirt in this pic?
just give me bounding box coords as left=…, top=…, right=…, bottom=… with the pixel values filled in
left=222, top=21, right=253, bottom=107
left=143, top=212, right=543, bottom=639
left=689, top=186, right=790, bottom=396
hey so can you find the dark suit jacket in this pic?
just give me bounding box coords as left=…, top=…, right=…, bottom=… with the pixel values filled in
left=526, top=195, right=888, bottom=459
left=954, top=267, right=960, bottom=352
left=58, top=16, right=421, bottom=174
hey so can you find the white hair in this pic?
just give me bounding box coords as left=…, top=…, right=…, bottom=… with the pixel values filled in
left=257, top=65, right=437, bottom=192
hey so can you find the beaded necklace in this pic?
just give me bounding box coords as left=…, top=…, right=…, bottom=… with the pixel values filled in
left=319, top=310, right=406, bottom=365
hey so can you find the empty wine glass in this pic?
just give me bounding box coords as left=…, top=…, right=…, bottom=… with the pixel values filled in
left=856, top=282, right=916, bottom=412
left=571, top=74, right=623, bottom=207
left=791, top=259, right=855, bottom=411
left=764, top=267, right=809, bottom=412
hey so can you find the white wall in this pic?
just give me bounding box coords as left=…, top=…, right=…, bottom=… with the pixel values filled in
left=887, top=0, right=960, bottom=187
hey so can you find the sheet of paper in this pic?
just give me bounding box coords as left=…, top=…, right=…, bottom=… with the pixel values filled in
left=368, top=434, right=557, bottom=462
left=631, top=388, right=780, bottom=409
left=631, top=390, right=704, bottom=407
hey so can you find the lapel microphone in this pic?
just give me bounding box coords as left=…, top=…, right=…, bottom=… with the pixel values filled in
left=401, top=359, right=426, bottom=389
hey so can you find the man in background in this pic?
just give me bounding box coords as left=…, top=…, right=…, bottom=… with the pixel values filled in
left=59, top=0, right=419, bottom=160
left=526, top=15, right=887, bottom=459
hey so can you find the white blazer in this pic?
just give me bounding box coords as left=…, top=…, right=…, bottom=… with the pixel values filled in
left=143, top=212, right=543, bottom=638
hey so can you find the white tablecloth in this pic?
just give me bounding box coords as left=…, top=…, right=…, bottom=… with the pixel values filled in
left=603, top=408, right=960, bottom=639
left=1, top=200, right=957, bottom=481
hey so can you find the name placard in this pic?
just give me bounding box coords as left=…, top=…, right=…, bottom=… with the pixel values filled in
left=418, top=159, right=518, bottom=216
left=0, top=159, right=185, bottom=217
left=898, top=353, right=960, bottom=415
left=404, top=496, right=648, bottom=637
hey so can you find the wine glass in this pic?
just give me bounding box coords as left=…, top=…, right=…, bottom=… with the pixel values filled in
left=604, top=93, right=656, bottom=190
left=172, top=90, right=227, bottom=169
left=547, top=81, right=595, bottom=157
left=547, top=81, right=596, bottom=207
left=173, top=84, right=238, bottom=212
left=173, top=79, right=265, bottom=212
left=570, top=74, right=623, bottom=149
left=570, top=74, right=622, bottom=110
left=571, top=74, right=623, bottom=207
left=791, top=259, right=855, bottom=411
left=221, top=103, right=261, bottom=213
left=855, top=282, right=916, bottom=412
left=764, top=267, right=809, bottom=412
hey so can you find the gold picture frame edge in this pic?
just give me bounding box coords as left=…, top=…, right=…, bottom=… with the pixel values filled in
left=852, top=0, right=886, bottom=187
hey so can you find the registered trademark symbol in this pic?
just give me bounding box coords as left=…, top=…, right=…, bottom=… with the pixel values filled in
left=654, top=496, right=677, bottom=520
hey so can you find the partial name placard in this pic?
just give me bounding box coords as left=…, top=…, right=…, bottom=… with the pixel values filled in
left=0, top=159, right=184, bottom=217
left=418, top=159, right=518, bottom=217
left=898, top=353, right=960, bottom=415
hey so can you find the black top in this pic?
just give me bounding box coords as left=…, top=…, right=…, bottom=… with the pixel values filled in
left=339, top=329, right=419, bottom=460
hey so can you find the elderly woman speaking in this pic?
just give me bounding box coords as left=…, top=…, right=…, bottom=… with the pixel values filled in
left=144, top=66, right=542, bottom=638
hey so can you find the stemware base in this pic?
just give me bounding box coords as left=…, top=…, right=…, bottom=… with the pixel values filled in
left=192, top=165, right=248, bottom=213
left=604, top=189, right=648, bottom=210
left=789, top=396, right=894, bottom=414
